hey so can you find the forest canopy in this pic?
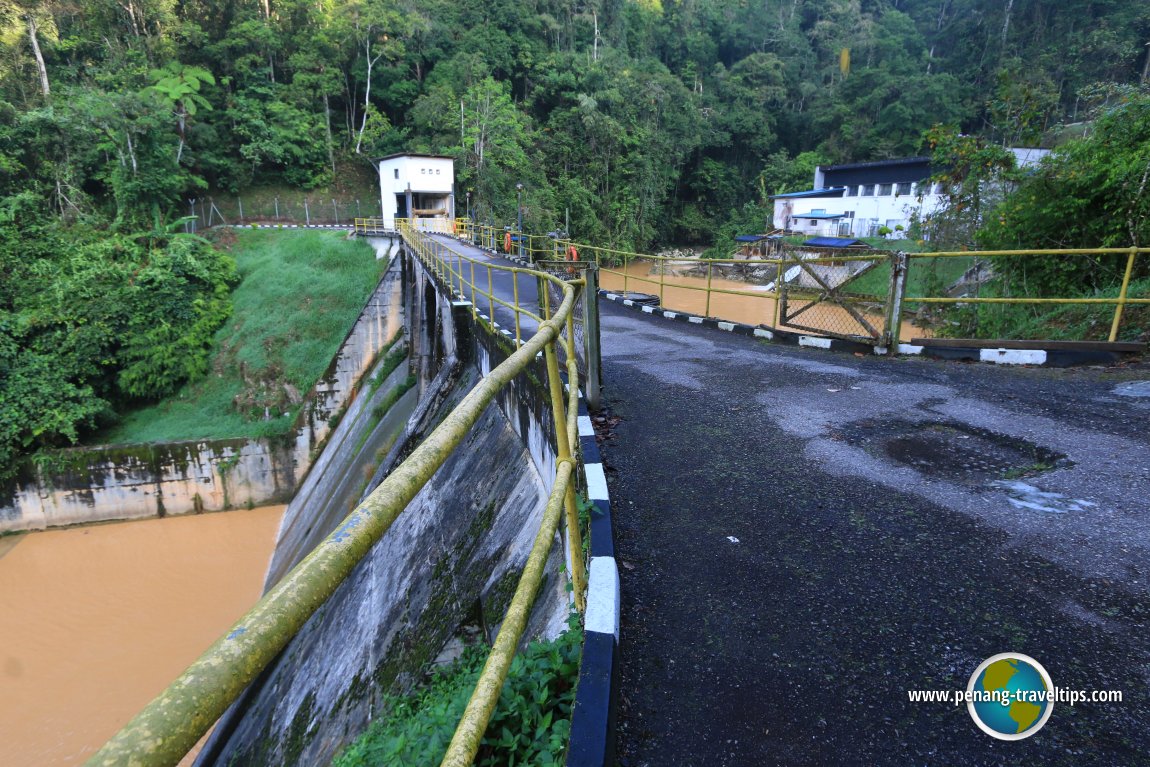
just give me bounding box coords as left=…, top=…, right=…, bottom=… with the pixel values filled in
left=2, top=0, right=1149, bottom=244
left=1, top=0, right=1149, bottom=473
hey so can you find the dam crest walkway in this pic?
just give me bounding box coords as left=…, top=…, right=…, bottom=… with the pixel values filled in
left=407, top=235, right=1150, bottom=766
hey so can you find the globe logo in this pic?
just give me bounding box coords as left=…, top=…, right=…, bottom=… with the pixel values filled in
left=967, top=653, right=1054, bottom=740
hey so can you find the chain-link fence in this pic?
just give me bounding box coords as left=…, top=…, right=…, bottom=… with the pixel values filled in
left=184, top=195, right=384, bottom=232
left=776, top=248, right=890, bottom=342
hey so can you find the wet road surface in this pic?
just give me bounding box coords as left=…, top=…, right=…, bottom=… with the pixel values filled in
left=598, top=300, right=1150, bottom=766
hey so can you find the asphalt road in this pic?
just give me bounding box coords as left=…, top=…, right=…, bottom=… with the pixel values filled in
left=426, top=234, right=543, bottom=340
left=597, top=300, right=1150, bottom=766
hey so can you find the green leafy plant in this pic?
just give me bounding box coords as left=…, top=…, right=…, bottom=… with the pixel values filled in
left=333, top=623, right=582, bottom=767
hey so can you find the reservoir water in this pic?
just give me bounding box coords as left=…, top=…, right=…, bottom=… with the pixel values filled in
left=0, top=505, right=284, bottom=766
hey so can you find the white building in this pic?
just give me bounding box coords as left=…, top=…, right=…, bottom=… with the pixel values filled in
left=374, top=153, right=455, bottom=229
left=771, top=151, right=1049, bottom=239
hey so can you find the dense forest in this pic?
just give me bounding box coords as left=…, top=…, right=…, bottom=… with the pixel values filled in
left=3, top=0, right=1149, bottom=240
left=2, top=0, right=1149, bottom=475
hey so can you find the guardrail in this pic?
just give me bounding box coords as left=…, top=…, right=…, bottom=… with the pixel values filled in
left=349, top=219, right=1148, bottom=347
left=553, top=239, right=1148, bottom=348
left=88, top=221, right=588, bottom=767
left=899, top=248, right=1149, bottom=344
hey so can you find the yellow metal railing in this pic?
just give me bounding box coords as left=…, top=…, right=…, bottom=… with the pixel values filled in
left=366, top=220, right=1148, bottom=345
left=353, top=216, right=387, bottom=234
left=900, top=248, right=1149, bottom=343
left=557, top=239, right=891, bottom=340
left=88, top=221, right=588, bottom=767
left=534, top=238, right=1148, bottom=346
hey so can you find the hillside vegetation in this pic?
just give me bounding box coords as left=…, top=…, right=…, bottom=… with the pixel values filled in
left=100, top=230, right=385, bottom=444
left=2, top=1, right=1149, bottom=472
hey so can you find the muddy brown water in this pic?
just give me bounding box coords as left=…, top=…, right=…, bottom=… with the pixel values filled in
left=599, top=260, right=926, bottom=342
left=0, top=505, right=284, bottom=766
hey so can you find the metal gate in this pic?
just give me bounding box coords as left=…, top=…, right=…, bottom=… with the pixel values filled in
left=777, top=248, right=890, bottom=344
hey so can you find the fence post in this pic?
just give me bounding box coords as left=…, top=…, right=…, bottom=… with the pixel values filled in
left=583, top=265, right=603, bottom=412
left=1108, top=248, right=1138, bottom=342
left=238, top=197, right=244, bottom=224
left=274, top=197, right=280, bottom=221
left=332, top=198, right=339, bottom=226
left=304, top=198, right=310, bottom=226
left=884, top=250, right=909, bottom=354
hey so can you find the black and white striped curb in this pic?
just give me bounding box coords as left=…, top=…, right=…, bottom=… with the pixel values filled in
left=600, top=291, right=1140, bottom=368
left=567, top=395, right=619, bottom=767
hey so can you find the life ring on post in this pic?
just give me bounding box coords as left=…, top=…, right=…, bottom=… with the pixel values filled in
left=504, top=231, right=512, bottom=253
left=566, top=244, right=578, bottom=274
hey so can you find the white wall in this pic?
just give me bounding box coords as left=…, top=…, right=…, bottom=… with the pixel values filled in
left=774, top=183, right=946, bottom=239
left=377, top=156, right=455, bottom=228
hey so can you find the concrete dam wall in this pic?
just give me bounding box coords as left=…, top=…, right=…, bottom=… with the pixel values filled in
left=0, top=255, right=404, bottom=534
left=197, top=248, right=572, bottom=766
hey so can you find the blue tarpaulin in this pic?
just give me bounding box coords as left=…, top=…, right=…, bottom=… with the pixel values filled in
left=803, top=237, right=865, bottom=248
left=735, top=235, right=768, bottom=242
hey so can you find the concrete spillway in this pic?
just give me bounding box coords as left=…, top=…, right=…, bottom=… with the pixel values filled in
left=197, top=246, right=570, bottom=766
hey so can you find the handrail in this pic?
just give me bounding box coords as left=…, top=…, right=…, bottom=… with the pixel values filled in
left=88, top=220, right=588, bottom=767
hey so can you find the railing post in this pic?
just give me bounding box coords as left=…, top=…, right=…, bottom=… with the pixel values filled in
left=583, top=265, right=603, bottom=412
left=659, top=257, right=665, bottom=305
left=543, top=340, right=587, bottom=613
left=705, top=261, right=713, bottom=318
left=884, top=250, right=909, bottom=354
left=1108, top=248, right=1138, bottom=342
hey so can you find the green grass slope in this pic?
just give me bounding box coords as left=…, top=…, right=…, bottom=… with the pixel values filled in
left=99, top=230, right=386, bottom=444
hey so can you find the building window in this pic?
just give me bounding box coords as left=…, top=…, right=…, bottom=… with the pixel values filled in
left=861, top=184, right=875, bottom=196
left=393, top=169, right=399, bottom=179
left=435, top=169, right=441, bottom=175
left=878, top=183, right=893, bottom=196
left=895, top=182, right=912, bottom=196
left=843, top=187, right=855, bottom=197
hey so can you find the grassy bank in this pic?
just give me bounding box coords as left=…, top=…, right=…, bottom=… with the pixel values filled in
left=98, top=230, right=386, bottom=444
left=920, top=276, right=1150, bottom=343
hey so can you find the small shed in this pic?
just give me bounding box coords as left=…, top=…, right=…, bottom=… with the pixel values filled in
left=374, top=153, right=455, bottom=229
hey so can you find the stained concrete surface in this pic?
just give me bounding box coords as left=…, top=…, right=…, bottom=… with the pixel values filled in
left=599, top=301, right=1150, bottom=766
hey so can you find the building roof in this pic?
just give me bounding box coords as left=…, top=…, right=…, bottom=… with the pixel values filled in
left=798, top=212, right=847, bottom=220
left=770, top=188, right=846, bottom=199
left=820, top=156, right=931, bottom=173
left=372, top=152, right=456, bottom=163
left=802, top=237, right=867, bottom=248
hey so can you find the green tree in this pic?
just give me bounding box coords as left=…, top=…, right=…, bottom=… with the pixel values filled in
left=978, top=94, right=1150, bottom=294
left=145, top=62, right=215, bottom=162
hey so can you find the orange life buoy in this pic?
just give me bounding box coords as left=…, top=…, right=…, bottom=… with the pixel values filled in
left=566, top=245, right=578, bottom=261
left=504, top=231, right=512, bottom=253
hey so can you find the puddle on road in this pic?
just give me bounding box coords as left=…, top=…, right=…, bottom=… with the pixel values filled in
left=834, top=420, right=1070, bottom=485
left=1113, top=380, right=1150, bottom=398
left=990, top=481, right=1098, bottom=514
